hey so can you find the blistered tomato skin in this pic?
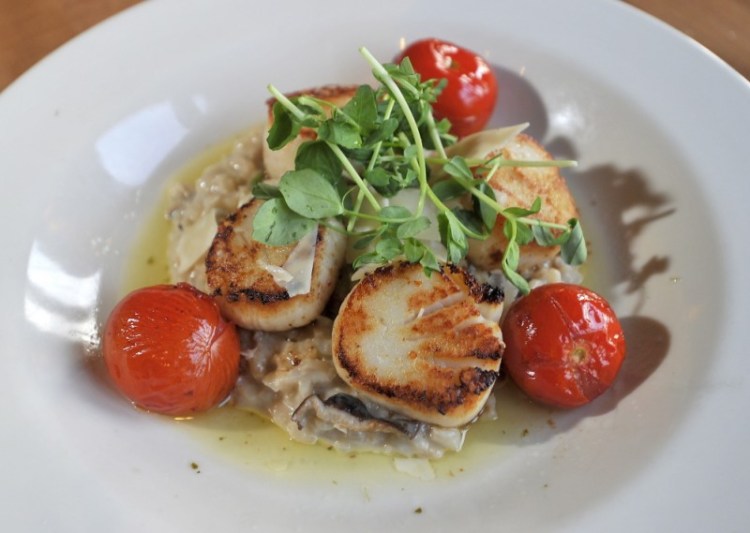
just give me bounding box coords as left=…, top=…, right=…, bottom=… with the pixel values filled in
left=397, top=38, right=498, bottom=137
left=103, top=283, right=241, bottom=416
left=501, top=283, right=626, bottom=408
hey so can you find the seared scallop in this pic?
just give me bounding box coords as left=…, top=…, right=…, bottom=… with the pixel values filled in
left=263, top=85, right=358, bottom=184
left=206, top=198, right=346, bottom=331
left=467, top=133, right=579, bottom=273
left=332, top=262, right=504, bottom=427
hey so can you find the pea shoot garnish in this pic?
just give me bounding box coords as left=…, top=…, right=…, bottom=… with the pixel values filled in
left=252, top=46, right=586, bottom=294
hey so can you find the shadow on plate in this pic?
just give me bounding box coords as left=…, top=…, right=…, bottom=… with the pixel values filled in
left=470, top=71, right=678, bottom=446
left=572, top=164, right=676, bottom=330
left=476, top=313, right=670, bottom=448
left=490, top=64, right=549, bottom=139
left=489, top=64, right=676, bottom=302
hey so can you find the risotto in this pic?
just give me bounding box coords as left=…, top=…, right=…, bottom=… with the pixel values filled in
left=164, top=125, right=581, bottom=458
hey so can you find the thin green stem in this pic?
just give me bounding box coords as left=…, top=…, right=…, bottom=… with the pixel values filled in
left=342, top=209, right=413, bottom=224
left=367, top=99, right=395, bottom=171
left=326, top=142, right=381, bottom=211
left=427, top=155, right=578, bottom=169
left=318, top=219, right=349, bottom=235
left=517, top=216, right=569, bottom=232
left=348, top=98, right=397, bottom=232
left=268, top=83, right=380, bottom=212
left=487, top=158, right=578, bottom=169
left=347, top=192, right=366, bottom=232
left=267, top=84, right=306, bottom=121
left=425, top=110, right=448, bottom=160
left=452, top=173, right=569, bottom=232
left=360, top=47, right=429, bottom=208
left=484, top=159, right=501, bottom=183
left=362, top=46, right=485, bottom=241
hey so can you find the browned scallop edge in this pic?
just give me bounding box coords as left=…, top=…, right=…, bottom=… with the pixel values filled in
left=484, top=134, right=580, bottom=261
left=335, top=261, right=501, bottom=418
left=362, top=262, right=504, bottom=303
left=336, top=342, right=499, bottom=417
left=443, top=263, right=504, bottom=305
left=205, top=208, right=290, bottom=305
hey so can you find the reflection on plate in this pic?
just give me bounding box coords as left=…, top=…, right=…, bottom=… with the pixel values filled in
left=1, top=0, right=749, bottom=531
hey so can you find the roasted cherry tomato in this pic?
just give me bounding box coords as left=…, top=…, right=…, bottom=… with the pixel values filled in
left=501, top=283, right=626, bottom=408
left=397, top=38, right=498, bottom=137
left=103, top=283, right=240, bottom=416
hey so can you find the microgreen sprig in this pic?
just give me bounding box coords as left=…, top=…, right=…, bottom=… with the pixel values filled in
left=253, top=47, right=587, bottom=294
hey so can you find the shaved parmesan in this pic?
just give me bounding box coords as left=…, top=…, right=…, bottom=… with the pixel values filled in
left=174, top=208, right=218, bottom=274
left=445, top=122, right=529, bottom=160
left=261, top=225, right=318, bottom=297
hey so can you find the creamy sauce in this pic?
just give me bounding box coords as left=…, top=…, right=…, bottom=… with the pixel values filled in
left=172, top=381, right=557, bottom=482
left=122, top=137, right=241, bottom=293
left=121, top=132, right=572, bottom=480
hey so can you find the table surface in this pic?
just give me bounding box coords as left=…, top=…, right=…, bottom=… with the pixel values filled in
left=1, top=0, right=749, bottom=91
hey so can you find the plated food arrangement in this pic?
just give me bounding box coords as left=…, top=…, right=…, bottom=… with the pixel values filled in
left=102, top=39, right=625, bottom=461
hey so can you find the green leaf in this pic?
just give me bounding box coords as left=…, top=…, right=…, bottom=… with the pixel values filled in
left=404, top=144, right=418, bottom=161
left=419, top=247, right=441, bottom=273
left=561, top=218, right=587, bottom=265
left=266, top=100, right=300, bottom=150
left=504, top=216, right=533, bottom=246
left=403, top=238, right=424, bottom=262
left=446, top=242, right=463, bottom=264
left=503, top=239, right=520, bottom=271
left=279, top=169, right=343, bottom=219
left=343, top=146, right=374, bottom=163
left=475, top=181, right=498, bottom=230
left=384, top=60, right=420, bottom=97
left=501, top=239, right=530, bottom=294
left=515, top=221, right=534, bottom=245
left=432, top=179, right=465, bottom=202
left=531, top=224, right=562, bottom=246
left=437, top=211, right=468, bottom=264
left=504, top=197, right=542, bottom=218
left=452, top=208, right=484, bottom=237
left=364, top=117, right=399, bottom=146
left=379, top=205, right=412, bottom=221
left=394, top=55, right=417, bottom=76
left=530, top=197, right=542, bottom=213
left=364, top=167, right=391, bottom=187
left=263, top=48, right=587, bottom=283
left=396, top=216, right=431, bottom=239
left=252, top=198, right=317, bottom=246
left=447, top=212, right=466, bottom=242
left=295, top=95, right=327, bottom=116
left=342, top=85, right=378, bottom=133
left=375, top=237, right=403, bottom=260
left=352, top=251, right=382, bottom=270
left=443, top=156, right=474, bottom=182
left=353, top=233, right=377, bottom=250
left=435, top=117, right=452, bottom=134
left=502, top=262, right=530, bottom=295
left=403, top=168, right=418, bottom=188
left=294, top=141, right=343, bottom=183
left=502, top=219, right=514, bottom=242
left=252, top=182, right=281, bottom=200
left=318, top=119, right=362, bottom=149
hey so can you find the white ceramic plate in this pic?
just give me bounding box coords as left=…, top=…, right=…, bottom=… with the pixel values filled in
left=2, top=0, right=749, bottom=531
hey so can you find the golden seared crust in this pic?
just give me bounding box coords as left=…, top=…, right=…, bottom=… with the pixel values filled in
left=332, top=262, right=504, bottom=427
left=206, top=198, right=346, bottom=331
left=263, top=85, right=358, bottom=183
left=467, top=133, right=579, bottom=272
